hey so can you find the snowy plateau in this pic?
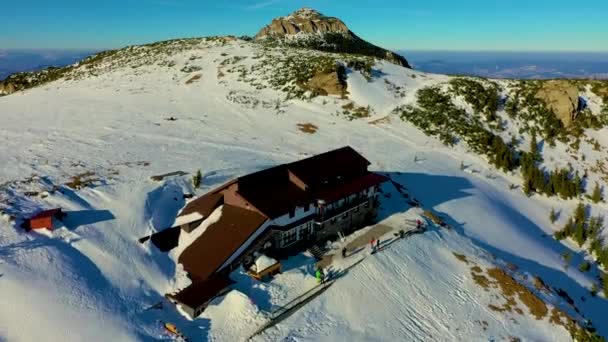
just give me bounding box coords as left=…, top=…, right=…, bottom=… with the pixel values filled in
left=1, top=35, right=608, bottom=342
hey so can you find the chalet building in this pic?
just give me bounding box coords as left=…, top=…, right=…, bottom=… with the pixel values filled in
left=165, top=146, right=388, bottom=317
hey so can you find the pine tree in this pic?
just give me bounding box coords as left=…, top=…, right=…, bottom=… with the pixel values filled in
left=193, top=169, right=202, bottom=188
left=523, top=177, right=533, bottom=196
left=588, top=215, right=604, bottom=238
left=574, top=222, right=586, bottom=247
left=530, top=133, right=541, bottom=162
left=591, top=182, right=603, bottom=203
left=549, top=207, right=558, bottom=224
left=574, top=202, right=586, bottom=226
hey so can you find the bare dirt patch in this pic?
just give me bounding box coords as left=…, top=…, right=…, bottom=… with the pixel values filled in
left=368, top=115, right=391, bottom=125
left=297, top=123, right=318, bottom=134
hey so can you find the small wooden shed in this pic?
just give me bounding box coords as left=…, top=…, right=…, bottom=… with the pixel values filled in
left=248, top=254, right=281, bottom=281
left=27, top=208, right=64, bottom=231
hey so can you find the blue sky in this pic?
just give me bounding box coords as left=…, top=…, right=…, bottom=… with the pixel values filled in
left=1, top=0, right=607, bottom=51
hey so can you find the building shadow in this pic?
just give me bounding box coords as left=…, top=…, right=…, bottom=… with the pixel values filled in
left=62, top=209, right=115, bottom=230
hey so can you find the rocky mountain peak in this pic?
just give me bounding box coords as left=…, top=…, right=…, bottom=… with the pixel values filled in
left=254, top=8, right=411, bottom=69
left=255, top=8, right=349, bottom=39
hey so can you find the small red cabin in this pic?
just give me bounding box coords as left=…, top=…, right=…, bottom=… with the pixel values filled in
left=27, top=208, right=64, bottom=231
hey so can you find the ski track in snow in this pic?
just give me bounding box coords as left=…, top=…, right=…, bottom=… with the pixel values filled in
left=0, top=39, right=607, bottom=341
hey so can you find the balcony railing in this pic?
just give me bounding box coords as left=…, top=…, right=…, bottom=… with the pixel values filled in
left=316, top=196, right=370, bottom=223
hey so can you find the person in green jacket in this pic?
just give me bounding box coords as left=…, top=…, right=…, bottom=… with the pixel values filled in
left=316, top=267, right=325, bottom=284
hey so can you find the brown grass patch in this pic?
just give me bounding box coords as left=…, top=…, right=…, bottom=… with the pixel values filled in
left=471, top=265, right=483, bottom=273
left=472, top=273, right=491, bottom=290
left=533, top=276, right=551, bottom=294
left=423, top=210, right=445, bottom=226
left=185, top=74, right=202, bottom=84
left=341, top=102, right=371, bottom=119
left=297, top=123, right=318, bottom=134
left=342, top=102, right=355, bottom=111
left=65, top=171, right=100, bottom=190
left=452, top=252, right=469, bottom=264
left=487, top=268, right=548, bottom=320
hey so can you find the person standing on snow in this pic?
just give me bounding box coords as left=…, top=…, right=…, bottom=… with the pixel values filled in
left=370, top=237, right=376, bottom=252
left=376, top=238, right=380, bottom=250
left=341, top=247, right=347, bottom=258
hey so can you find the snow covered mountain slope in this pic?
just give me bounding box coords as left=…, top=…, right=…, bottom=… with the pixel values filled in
left=1, top=36, right=607, bottom=341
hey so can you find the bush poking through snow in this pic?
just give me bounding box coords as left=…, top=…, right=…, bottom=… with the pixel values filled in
left=591, top=182, right=603, bottom=203
left=579, top=261, right=591, bottom=272
left=193, top=169, right=202, bottom=189
left=549, top=207, right=558, bottom=224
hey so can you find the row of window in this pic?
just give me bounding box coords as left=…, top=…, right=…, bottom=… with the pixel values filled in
left=328, top=201, right=370, bottom=224
left=286, top=185, right=376, bottom=219
left=280, top=221, right=312, bottom=247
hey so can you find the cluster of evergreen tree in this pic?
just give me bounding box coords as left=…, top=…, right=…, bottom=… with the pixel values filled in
left=396, top=86, right=518, bottom=171
left=449, top=78, right=500, bottom=123
left=521, top=146, right=582, bottom=199
left=554, top=203, right=608, bottom=262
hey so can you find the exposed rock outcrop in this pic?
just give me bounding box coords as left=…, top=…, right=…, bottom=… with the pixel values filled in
left=255, top=8, right=411, bottom=69
left=536, top=80, right=579, bottom=127
left=255, top=8, right=349, bottom=38
left=0, top=80, right=17, bottom=96
left=305, top=69, right=347, bottom=96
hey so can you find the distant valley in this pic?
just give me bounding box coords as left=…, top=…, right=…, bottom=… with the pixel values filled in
left=403, top=50, right=608, bottom=79
left=2, top=49, right=607, bottom=82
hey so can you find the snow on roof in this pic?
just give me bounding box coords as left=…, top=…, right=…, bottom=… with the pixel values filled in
left=169, top=206, right=223, bottom=265
left=172, top=211, right=204, bottom=227
left=250, top=254, right=278, bottom=273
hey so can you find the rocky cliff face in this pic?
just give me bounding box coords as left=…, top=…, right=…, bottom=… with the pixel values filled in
left=0, top=81, right=17, bottom=96
left=254, top=8, right=411, bottom=69
left=536, top=80, right=579, bottom=127
left=255, top=8, right=349, bottom=38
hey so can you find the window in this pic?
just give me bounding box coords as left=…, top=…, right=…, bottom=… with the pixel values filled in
left=289, top=209, right=295, bottom=218
left=281, top=228, right=298, bottom=247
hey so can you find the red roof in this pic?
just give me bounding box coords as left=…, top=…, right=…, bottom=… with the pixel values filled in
left=29, top=208, right=62, bottom=220
left=288, top=146, right=371, bottom=188
left=168, top=275, right=234, bottom=309
left=315, top=172, right=388, bottom=203
left=178, top=204, right=267, bottom=281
